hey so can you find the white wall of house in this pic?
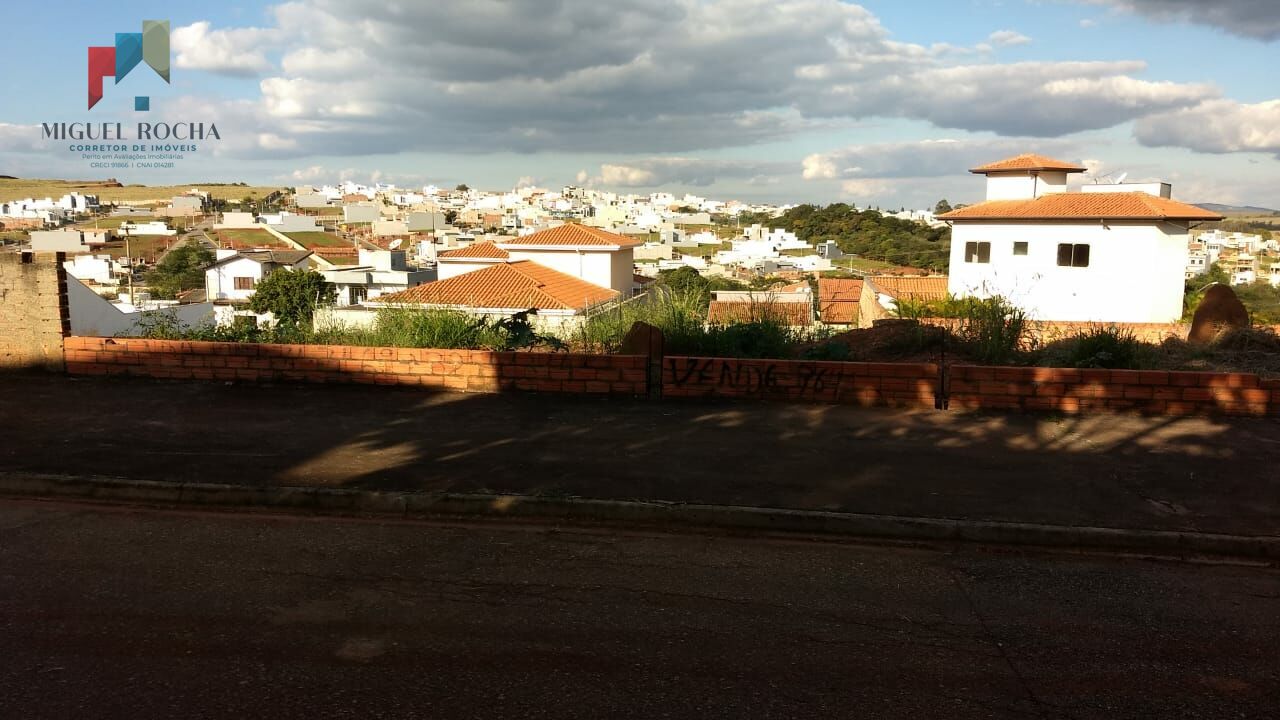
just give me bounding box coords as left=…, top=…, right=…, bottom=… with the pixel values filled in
left=68, top=276, right=213, bottom=336
left=372, top=219, right=409, bottom=237
left=63, top=255, right=115, bottom=284
left=120, top=221, right=176, bottom=236
left=504, top=248, right=634, bottom=294
left=437, top=258, right=505, bottom=281
left=984, top=172, right=1068, bottom=201
left=947, top=221, right=1189, bottom=323
left=206, top=257, right=267, bottom=302
left=215, top=212, right=258, bottom=229
left=31, top=230, right=91, bottom=253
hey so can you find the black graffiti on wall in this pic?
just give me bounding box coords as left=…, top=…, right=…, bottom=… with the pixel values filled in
left=666, top=357, right=838, bottom=394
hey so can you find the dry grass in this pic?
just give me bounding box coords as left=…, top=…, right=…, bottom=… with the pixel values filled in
left=72, top=215, right=154, bottom=230
left=1151, top=328, right=1280, bottom=378
left=0, top=178, right=283, bottom=204
left=97, top=235, right=176, bottom=261
left=286, top=231, right=353, bottom=249
left=214, top=228, right=289, bottom=249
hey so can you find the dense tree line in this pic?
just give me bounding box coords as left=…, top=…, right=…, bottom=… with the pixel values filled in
left=765, top=204, right=952, bottom=272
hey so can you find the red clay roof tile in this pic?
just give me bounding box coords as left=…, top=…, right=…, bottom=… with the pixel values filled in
left=376, top=260, right=618, bottom=312
left=939, top=192, right=1222, bottom=221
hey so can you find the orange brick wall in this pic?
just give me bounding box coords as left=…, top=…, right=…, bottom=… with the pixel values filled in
left=64, top=337, right=648, bottom=396
left=949, top=365, right=1280, bottom=417
left=61, top=337, right=1280, bottom=416
left=663, top=356, right=939, bottom=408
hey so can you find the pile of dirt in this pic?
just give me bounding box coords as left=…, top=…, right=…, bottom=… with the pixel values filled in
left=798, top=319, right=967, bottom=363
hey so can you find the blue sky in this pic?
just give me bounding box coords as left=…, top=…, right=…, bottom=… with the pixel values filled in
left=2, top=0, right=1277, bottom=209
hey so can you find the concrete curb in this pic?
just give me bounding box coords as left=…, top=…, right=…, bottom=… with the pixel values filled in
left=2, top=472, right=1277, bottom=561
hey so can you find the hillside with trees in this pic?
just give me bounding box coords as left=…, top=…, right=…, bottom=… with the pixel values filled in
left=754, top=204, right=952, bottom=272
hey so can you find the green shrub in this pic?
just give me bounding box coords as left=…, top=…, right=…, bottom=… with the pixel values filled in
left=956, top=296, right=1030, bottom=365
left=367, top=307, right=493, bottom=349
left=574, top=287, right=707, bottom=353
left=1065, top=326, right=1143, bottom=369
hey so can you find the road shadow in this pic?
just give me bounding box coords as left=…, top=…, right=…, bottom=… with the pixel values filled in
left=1, top=372, right=1277, bottom=535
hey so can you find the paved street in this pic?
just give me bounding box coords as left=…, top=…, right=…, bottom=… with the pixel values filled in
left=3, top=374, right=1280, bottom=536
left=1, top=499, right=1277, bottom=718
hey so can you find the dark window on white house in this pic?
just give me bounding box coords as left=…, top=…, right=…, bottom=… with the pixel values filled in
left=965, top=241, right=991, bottom=264
left=234, top=276, right=255, bottom=290
left=348, top=286, right=368, bottom=305
left=1013, top=241, right=1028, bottom=256
left=1057, top=244, right=1090, bottom=268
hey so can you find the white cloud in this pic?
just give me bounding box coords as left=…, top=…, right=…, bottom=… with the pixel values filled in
left=1135, top=99, right=1280, bottom=156
left=1079, top=18, right=1099, bottom=28
left=802, top=138, right=1085, bottom=181
left=172, top=21, right=278, bottom=76
left=0, top=123, right=48, bottom=153
left=287, top=165, right=328, bottom=182
left=176, top=0, right=1218, bottom=159
left=590, top=157, right=790, bottom=188
left=988, top=30, right=1032, bottom=47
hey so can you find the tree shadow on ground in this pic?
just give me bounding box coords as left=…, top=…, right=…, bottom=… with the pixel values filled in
left=1, top=372, right=1277, bottom=536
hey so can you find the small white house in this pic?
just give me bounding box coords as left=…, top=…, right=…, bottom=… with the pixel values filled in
left=940, top=153, right=1222, bottom=323
left=321, top=249, right=434, bottom=306
left=119, top=221, right=177, bottom=237
left=436, top=242, right=511, bottom=281
left=204, top=249, right=314, bottom=303
left=63, top=254, right=118, bottom=285
left=496, top=224, right=640, bottom=294
left=215, top=212, right=259, bottom=229
left=30, top=229, right=94, bottom=254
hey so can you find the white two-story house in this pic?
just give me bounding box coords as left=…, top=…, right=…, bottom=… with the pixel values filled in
left=373, top=224, right=642, bottom=329
left=940, top=154, right=1222, bottom=323
left=204, top=249, right=314, bottom=303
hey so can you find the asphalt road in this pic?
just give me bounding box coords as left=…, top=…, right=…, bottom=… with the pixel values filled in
left=5, top=375, right=1280, bottom=536
left=1, top=500, right=1277, bottom=719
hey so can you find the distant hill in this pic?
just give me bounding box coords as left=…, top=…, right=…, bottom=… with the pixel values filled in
left=1196, top=203, right=1280, bottom=217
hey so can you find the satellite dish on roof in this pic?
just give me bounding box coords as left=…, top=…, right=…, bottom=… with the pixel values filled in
left=388, top=239, right=403, bottom=250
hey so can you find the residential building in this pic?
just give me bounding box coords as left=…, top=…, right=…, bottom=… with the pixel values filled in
left=204, top=250, right=314, bottom=303
left=215, top=212, right=259, bottom=229
left=343, top=204, right=381, bottom=224
left=373, top=260, right=619, bottom=330
left=940, top=153, right=1222, bottom=323
left=321, top=249, right=433, bottom=306
left=30, top=229, right=94, bottom=254
left=63, top=254, right=119, bottom=285
left=118, top=221, right=176, bottom=237
left=495, top=224, right=641, bottom=295
left=435, top=242, right=511, bottom=281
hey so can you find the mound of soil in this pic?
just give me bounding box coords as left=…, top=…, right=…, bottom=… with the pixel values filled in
left=799, top=319, right=970, bottom=363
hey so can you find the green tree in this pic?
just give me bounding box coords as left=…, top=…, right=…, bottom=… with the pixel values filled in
left=934, top=199, right=952, bottom=214
left=1233, top=281, right=1280, bottom=324
left=145, top=243, right=214, bottom=299
left=656, top=266, right=711, bottom=299
left=249, top=268, right=336, bottom=328
left=454, top=183, right=470, bottom=192
left=765, top=203, right=952, bottom=272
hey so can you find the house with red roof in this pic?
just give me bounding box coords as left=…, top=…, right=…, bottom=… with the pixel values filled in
left=940, top=154, right=1222, bottom=323
left=373, top=224, right=642, bottom=329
